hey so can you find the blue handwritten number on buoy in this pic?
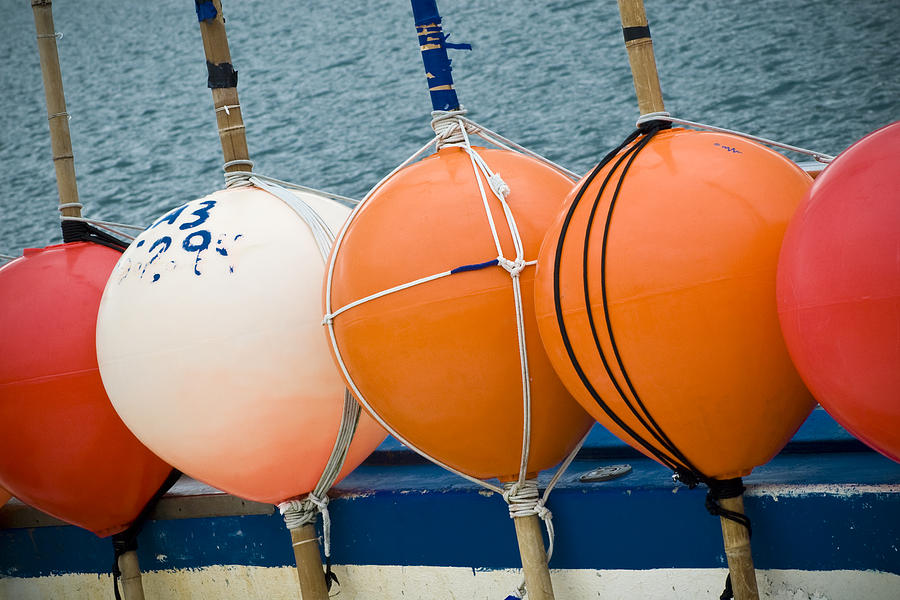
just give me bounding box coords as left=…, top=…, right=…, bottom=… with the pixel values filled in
left=147, top=237, right=172, bottom=264
left=149, top=205, right=187, bottom=229
left=179, top=200, right=216, bottom=230
left=183, top=230, right=212, bottom=275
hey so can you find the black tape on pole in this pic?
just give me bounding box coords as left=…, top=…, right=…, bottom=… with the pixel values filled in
left=207, top=61, right=238, bottom=89
left=622, top=25, right=651, bottom=42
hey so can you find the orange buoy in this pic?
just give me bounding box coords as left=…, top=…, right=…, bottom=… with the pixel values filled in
left=534, top=127, right=816, bottom=481
left=777, top=121, right=900, bottom=463
left=0, top=242, right=173, bottom=536
left=326, top=146, right=594, bottom=481
left=0, top=486, right=10, bottom=507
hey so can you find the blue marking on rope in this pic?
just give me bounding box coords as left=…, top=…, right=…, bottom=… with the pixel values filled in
left=195, top=1, right=217, bottom=22
left=450, top=258, right=498, bottom=274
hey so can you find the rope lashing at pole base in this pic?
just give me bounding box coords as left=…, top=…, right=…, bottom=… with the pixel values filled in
left=324, top=2, right=593, bottom=598
left=531, top=2, right=834, bottom=599
left=94, top=3, right=386, bottom=598
left=0, top=4, right=178, bottom=600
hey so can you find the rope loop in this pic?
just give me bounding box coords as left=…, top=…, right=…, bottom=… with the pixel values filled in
left=279, top=492, right=329, bottom=533
left=502, top=479, right=557, bottom=599
left=636, top=111, right=835, bottom=163
left=222, top=159, right=255, bottom=188
left=215, top=104, right=241, bottom=116
left=431, top=108, right=470, bottom=148
left=279, top=492, right=333, bottom=563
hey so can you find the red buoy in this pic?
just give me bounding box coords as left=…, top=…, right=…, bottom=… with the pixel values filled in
left=777, top=121, right=900, bottom=463
left=0, top=242, right=172, bottom=536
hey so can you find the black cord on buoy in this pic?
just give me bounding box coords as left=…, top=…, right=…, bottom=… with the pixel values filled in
left=551, top=123, right=753, bottom=600
left=61, top=220, right=129, bottom=253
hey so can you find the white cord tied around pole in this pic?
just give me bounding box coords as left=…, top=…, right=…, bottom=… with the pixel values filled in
left=636, top=111, right=836, bottom=163
left=503, top=480, right=555, bottom=558
left=431, top=108, right=470, bottom=147
left=503, top=479, right=555, bottom=600
left=279, top=493, right=333, bottom=558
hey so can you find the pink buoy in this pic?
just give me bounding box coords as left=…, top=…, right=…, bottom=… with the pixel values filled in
left=777, top=121, right=900, bottom=462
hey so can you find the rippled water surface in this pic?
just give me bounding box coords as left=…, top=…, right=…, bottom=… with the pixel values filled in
left=1, top=0, right=897, bottom=254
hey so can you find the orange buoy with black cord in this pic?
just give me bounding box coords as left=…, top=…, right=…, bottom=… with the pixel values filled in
left=533, top=2, right=816, bottom=599
left=324, top=2, right=593, bottom=598
left=777, top=120, right=900, bottom=464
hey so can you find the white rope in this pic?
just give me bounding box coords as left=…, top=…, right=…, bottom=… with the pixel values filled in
left=323, top=113, right=591, bottom=598
left=57, top=203, right=145, bottom=241
left=222, top=160, right=365, bottom=572
left=222, top=159, right=358, bottom=206
left=430, top=109, right=580, bottom=181
left=215, top=104, right=241, bottom=116
left=636, top=111, right=835, bottom=163
left=0, top=253, right=17, bottom=263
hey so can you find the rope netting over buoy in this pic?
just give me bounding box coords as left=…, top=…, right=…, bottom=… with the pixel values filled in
left=323, top=0, right=591, bottom=598
left=324, top=111, right=591, bottom=597
left=323, top=5, right=593, bottom=593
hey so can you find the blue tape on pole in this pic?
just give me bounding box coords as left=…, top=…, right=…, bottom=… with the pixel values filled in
left=195, top=0, right=217, bottom=22
left=410, top=0, right=470, bottom=112
left=411, top=0, right=440, bottom=26
left=450, top=259, right=499, bottom=274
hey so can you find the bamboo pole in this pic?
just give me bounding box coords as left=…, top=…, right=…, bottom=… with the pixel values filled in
left=31, top=0, right=80, bottom=218
left=513, top=515, right=555, bottom=600
left=614, top=3, right=759, bottom=598
left=410, top=0, right=557, bottom=595
left=194, top=4, right=327, bottom=598
left=196, top=0, right=251, bottom=174
left=616, top=0, right=665, bottom=115
left=116, top=551, right=146, bottom=600
left=290, top=524, right=330, bottom=599
left=32, top=3, right=147, bottom=596
left=719, top=495, right=760, bottom=600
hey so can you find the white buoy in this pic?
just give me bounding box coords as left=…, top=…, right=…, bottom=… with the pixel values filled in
left=96, top=186, right=385, bottom=504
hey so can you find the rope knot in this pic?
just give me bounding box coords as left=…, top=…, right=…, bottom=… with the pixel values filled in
left=497, top=256, right=526, bottom=278
left=487, top=173, right=510, bottom=199
left=502, top=479, right=557, bottom=598
left=431, top=108, right=469, bottom=148
left=533, top=499, right=552, bottom=522
left=502, top=479, right=541, bottom=519
left=222, top=159, right=255, bottom=188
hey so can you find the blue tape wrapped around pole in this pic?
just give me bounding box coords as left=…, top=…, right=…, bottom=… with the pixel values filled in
left=410, top=0, right=470, bottom=111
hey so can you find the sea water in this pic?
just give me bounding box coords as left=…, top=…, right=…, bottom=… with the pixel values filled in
left=0, top=0, right=897, bottom=255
